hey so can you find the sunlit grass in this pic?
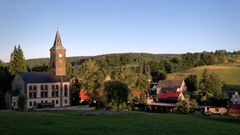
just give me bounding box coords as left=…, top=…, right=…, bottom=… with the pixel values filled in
left=0, top=110, right=240, bottom=135
left=167, top=63, right=240, bottom=89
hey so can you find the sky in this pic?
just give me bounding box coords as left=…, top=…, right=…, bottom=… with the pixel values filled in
left=0, top=0, right=240, bottom=62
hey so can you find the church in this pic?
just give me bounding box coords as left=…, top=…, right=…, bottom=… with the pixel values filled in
left=11, top=30, right=70, bottom=109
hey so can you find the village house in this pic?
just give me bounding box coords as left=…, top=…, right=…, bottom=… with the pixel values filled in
left=10, top=30, right=70, bottom=109
left=230, top=91, right=240, bottom=105
left=147, top=80, right=187, bottom=112
left=228, top=91, right=240, bottom=116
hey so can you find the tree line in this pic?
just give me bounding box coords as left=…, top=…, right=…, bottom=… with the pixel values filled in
left=0, top=45, right=239, bottom=110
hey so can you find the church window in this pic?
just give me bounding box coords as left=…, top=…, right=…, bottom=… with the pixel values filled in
left=45, top=85, right=48, bottom=90
left=41, top=90, right=44, bottom=98
left=52, top=85, right=55, bottom=90
left=64, top=85, right=68, bottom=90
left=33, top=90, right=37, bottom=98
left=52, top=90, right=55, bottom=97
left=29, top=91, right=32, bottom=98
left=55, top=90, right=59, bottom=97
left=29, top=85, right=32, bottom=90
left=64, top=89, right=68, bottom=97
left=45, top=90, right=48, bottom=97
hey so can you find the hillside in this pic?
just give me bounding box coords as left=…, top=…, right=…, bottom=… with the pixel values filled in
left=167, top=63, right=240, bottom=90
left=25, top=53, right=181, bottom=68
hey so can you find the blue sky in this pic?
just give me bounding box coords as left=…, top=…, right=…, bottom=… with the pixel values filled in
left=0, top=0, right=240, bottom=62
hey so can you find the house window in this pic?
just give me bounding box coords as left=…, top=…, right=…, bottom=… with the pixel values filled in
left=13, top=102, right=16, bottom=106
left=29, top=101, right=32, bottom=106
left=41, top=101, right=43, bottom=103
left=52, top=100, right=54, bottom=104
left=45, top=85, right=48, bottom=90
left=33, top=101, right=36, bottom=106
left=41, top=85, right=44, bottom=90
left=207, top=107, right=209, bottom=110
left=33, top=85, right=37, bottom=90
left=65, top=99, right=67, bottom=104
left=56, top=100, right=58, bottom=104
left=215, top=108, right=219, bottom=112
left=56, top=85, right=59, bottom=90
left=45, top=101, right=48, bottom=103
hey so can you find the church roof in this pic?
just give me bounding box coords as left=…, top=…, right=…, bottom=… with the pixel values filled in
left=50, top=30, right=65, bottom=51
left=17, top=72, right=69, bottom=83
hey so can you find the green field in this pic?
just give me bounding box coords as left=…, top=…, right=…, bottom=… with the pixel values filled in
left=0, top=110, right=240, bottom=135
left=167, top=63, right=240, bottom=89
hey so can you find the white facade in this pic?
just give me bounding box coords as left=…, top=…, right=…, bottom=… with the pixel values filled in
left=11, top=74, right=70, bottom=109
left=231, top=92, right=240, bottom=105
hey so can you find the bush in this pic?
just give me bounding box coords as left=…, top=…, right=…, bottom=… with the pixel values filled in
left=17, top=95, right=26, bottom=111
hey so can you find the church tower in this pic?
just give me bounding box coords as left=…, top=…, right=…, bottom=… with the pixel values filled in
left=50, top=30, right=66, bottom=76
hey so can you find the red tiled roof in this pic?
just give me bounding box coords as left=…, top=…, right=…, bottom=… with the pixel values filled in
left=158, top=92, right=181, bottom=100
left=229, top=105, right=240, bottom=114
left=157, top=80, right=183, bottom=89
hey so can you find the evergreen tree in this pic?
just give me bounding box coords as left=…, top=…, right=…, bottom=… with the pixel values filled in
left=8, top=45, right=27, bottom=75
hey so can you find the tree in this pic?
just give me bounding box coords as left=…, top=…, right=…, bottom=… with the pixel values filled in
left=0, top=89, right=5, bottom=109
left=151, top=70, right=166, bottom=83
left=17, top=95, right=26, bottom=111
left=197, top=69, right=224, bottom=105
left=185, top=74, right=198, bottom=92
left=8, top=45, right=27, bottom=76
left=70, top=79, right=81, bottom=105
left=104, top=80, right=128, bottom=111
left=78, top=59, right=105, bottom=101
left=176, top=93, right=198, bottom=113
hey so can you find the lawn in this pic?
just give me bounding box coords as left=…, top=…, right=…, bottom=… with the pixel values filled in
left=0, top=110, right=240, bottom=135
left=167, top=63, right=240, bottom=89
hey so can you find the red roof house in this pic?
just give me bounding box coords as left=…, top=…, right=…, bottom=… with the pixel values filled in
left=158, top=91, right=184, bottom=103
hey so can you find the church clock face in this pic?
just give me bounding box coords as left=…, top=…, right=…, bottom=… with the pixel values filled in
left=59, top=53, right=62, bottom=58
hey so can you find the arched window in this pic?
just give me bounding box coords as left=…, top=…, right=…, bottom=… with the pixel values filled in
left=29, top=85, right=32, bottom=90
left=64, top=85, right=68, bottom=97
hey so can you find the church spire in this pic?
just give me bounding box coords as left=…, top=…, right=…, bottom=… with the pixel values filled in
left=49, top=29, right=67, bottom=76
left=50, top=29, right=65, bottom=51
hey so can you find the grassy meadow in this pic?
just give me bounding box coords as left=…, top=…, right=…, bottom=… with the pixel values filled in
left=0, top=110, right=240, bottom=135
left=167, top=63, right=240, bottom=89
